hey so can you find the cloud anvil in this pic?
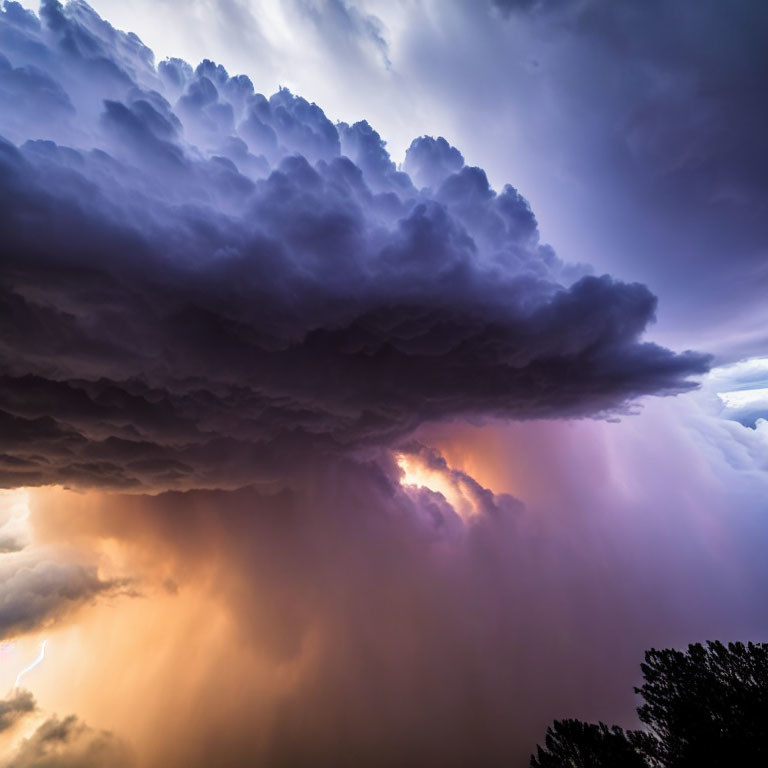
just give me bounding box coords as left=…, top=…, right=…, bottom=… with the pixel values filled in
left=0, top=0, right=707, bottom=491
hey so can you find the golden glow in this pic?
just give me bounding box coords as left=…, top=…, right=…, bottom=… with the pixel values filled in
left=396, top=453, right=479, bottom=519
left=397, top=454, right=456, bottom=498
left=0, top=487, right=30, bottom=519
left=0, top=489, right=49, bottom=756
left=0, top=487, right=31, bottom=544
left=7, top=486, right=325, bottom=768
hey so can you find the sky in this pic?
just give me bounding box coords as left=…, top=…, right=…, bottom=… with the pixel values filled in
left=0, top=1, right=766, bottom=767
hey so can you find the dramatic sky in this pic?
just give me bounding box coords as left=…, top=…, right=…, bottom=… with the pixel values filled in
left=0, top=1, right=766, bottom=766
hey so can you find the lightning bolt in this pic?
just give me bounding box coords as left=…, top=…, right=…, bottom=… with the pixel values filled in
left=13, top=640, right=47, bottom=690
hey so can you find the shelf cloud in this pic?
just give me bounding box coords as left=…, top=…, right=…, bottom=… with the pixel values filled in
left=0, top=0, right=708, bottom=491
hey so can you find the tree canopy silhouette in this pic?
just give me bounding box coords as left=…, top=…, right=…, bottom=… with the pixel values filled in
left=529, top=719, right=651, bottom=768
left=530, top=641, right=768, bottom=768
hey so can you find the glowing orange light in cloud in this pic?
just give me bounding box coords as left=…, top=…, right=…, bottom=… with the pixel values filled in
left=396, top=452, right=483, bottom=520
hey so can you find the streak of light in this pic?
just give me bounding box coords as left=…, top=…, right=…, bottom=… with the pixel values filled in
left=14, top=640, right=47, bottom=690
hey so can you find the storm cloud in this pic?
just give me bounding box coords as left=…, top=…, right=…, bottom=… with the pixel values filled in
left=485, top=0, right=768, bottom=359
left=0, top=0, right=708, bottom=491
left=0, top=551, right=125, bottom=636
left=0, top=4, right=765, bottom=768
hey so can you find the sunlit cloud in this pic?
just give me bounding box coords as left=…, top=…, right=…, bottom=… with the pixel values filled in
left=0, top=490, right=31, bottom=554
left=710, top=357, right=768, bottom=428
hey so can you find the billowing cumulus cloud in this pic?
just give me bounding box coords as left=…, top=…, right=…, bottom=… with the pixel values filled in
left=708, top=357, right=768, bottom=431
left=0, top=4, right=765, bottom=768
left=403, top=135, right=465, bottom=191
left=0, top=0, right=708, bottom=491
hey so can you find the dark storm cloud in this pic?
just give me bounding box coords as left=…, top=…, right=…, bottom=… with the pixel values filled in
left=0, top=1, right=708, bottom=490
left=483, top=0, right=768, bottom=357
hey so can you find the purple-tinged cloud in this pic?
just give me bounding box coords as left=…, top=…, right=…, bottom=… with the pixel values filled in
left=0, top=0, right=708, bottom=490
left=404, top=135, right=465, bottom=191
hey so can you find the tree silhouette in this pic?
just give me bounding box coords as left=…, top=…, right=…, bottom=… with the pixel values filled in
left=530, top=641, right=768, bottom=768
left=637, top=641, right=768, bottom=767
left=529, top=719, right=650, bottom=768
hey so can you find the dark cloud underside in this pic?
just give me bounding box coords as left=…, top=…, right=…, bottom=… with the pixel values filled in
left=0, top=0, right=708, bottom=490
